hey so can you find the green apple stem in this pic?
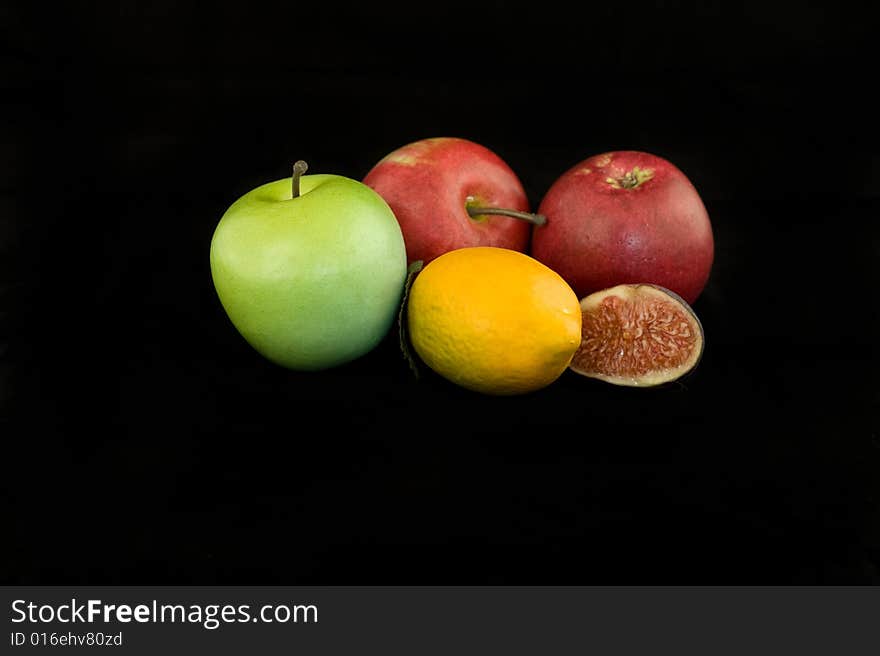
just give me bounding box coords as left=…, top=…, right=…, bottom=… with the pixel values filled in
left=291, top=160, right=309, bottom=198
left=466, top=206, right=547, bottom=226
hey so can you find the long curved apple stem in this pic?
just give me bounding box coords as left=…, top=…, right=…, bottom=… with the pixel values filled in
left=466, top=206, right=547, bottom=226
left=291, top=160, right=309, bottom=198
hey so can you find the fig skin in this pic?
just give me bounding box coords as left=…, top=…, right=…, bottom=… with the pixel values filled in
left=569, top=283, right=704, bottom=387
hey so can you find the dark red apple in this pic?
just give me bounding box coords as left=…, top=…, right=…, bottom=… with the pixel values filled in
left=531, top=151, right=714, bottom=304
left=363, top=137, right=544, bottom=265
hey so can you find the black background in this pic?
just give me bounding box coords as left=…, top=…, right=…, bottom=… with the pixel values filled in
left=2, top=1, right=878, bottom=584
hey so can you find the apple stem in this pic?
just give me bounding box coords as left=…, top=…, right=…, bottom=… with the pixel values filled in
left=607, top=166, right=654, bottom=190
left=619, top=173, right=639, bottom=189
left=466, top=206, right=547, bottom=226
left=291, top=160, right=309, bottom=199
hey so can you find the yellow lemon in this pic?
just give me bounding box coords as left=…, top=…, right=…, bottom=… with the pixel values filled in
left=407, top=247, right=582, bottom=395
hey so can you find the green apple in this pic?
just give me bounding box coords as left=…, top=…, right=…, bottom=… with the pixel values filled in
left=210, top=161, right=407, bottom=370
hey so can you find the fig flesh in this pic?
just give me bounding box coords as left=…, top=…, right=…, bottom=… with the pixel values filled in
left=569, top=284, right=704, bottom=387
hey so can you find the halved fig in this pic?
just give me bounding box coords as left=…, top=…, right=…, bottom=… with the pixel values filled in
left=569, top=284, right=704, bottom=387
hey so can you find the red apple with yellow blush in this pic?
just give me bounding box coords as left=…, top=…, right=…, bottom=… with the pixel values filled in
left=363, top=137, right=544, bottom=265
left=531, top=151, right=714, bottom=304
